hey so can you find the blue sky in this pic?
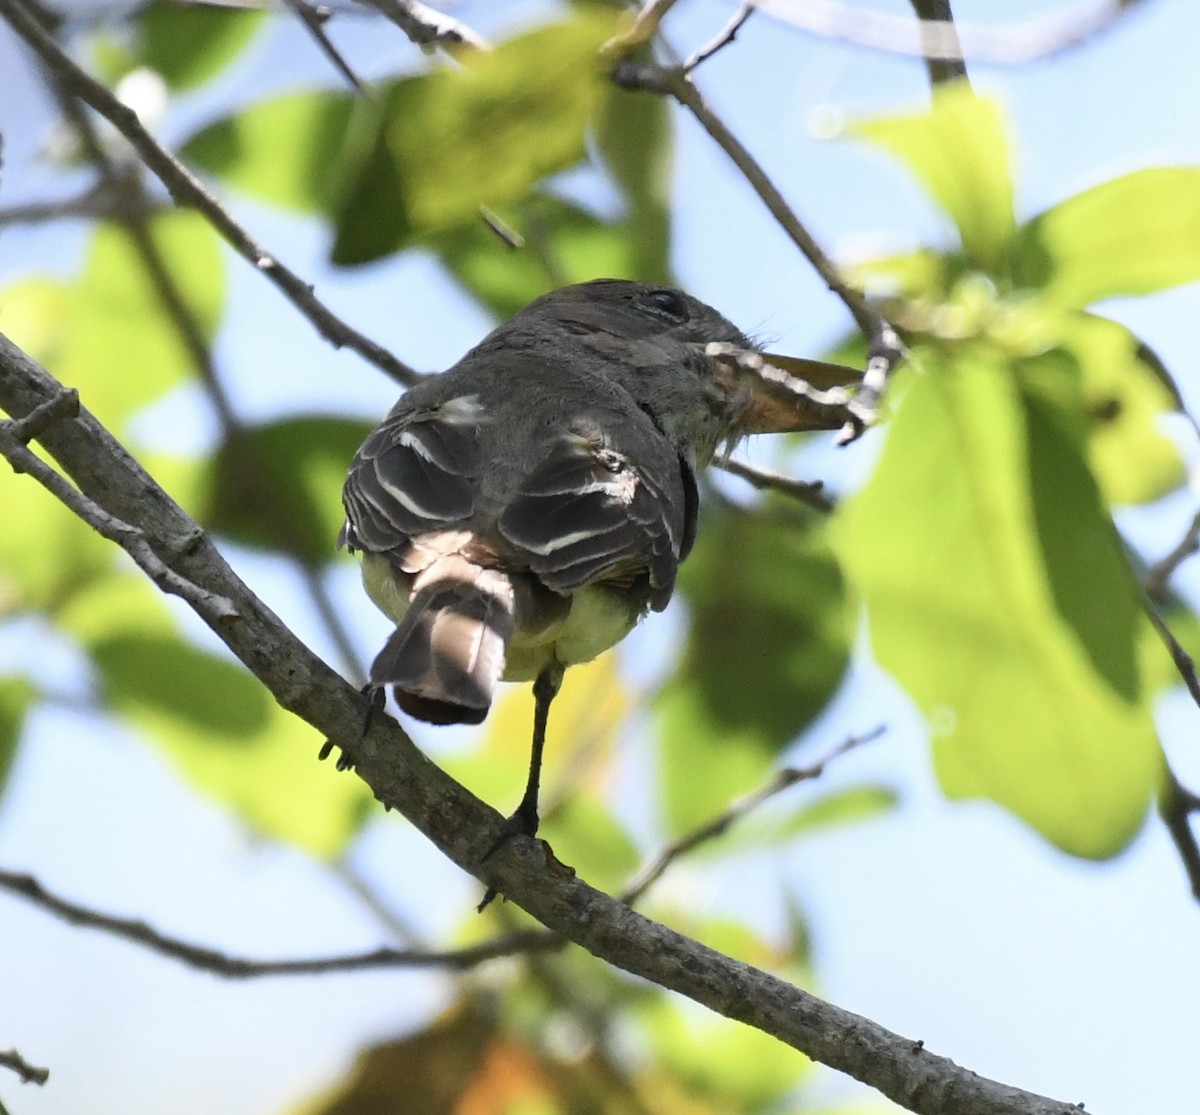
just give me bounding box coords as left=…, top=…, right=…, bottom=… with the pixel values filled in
left=3, top=2, right=1200, bottom=1113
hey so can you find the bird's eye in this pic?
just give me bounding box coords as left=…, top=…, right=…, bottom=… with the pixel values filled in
left=636, top=288, right=689, bottom=322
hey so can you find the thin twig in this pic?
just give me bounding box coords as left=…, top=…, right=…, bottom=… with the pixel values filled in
left=0, top=1049, right=48, bottom=1087
left=715, top=455, right=835, bottom=512
left=281, top=0, right=369, bottom=94
left=751, top=0, right=1148, bottom=66
left=1158, top=767, right=1200, bottom=902
left=1144, top=602, right=1200, bottom=711
left=611, top=58, right=905, bottom=441
left=621, top=727, right=885, bottom=905
left=1145, top=510, right=1200, bottom=603
left=0, top=395, right=240, bottom=623
left=907, top=0, right=968, bottom=86
left=0, top=868, right=559, bottom=976
left=352, top=0, right=487, bottom=52
left=683, top=3, right=754, bottom=72
left=0, top=0, right=418, bottom=386
left=605, top=0, right=683, bottom=56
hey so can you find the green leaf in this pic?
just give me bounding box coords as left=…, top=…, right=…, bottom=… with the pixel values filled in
left=657, top=510, right=852, bottom=834
left=332, top=12, right=616, bottom=264
left=183, top=91, right=358, bottom=213
left=61, top=212, right=224, bottom=431
left=0, top=676, right=35, bottom=804
left=852, top=83, right=1014, bottom=272
left=1016, top=167, right=1200, bottom=307
left=434, top=194, right=643, bottom=319
left=594, top=79, right=673, bottom=283
left=836, top=353, right=1160, bottom=858
left=204, top=416, right=372, bottom=565
left=69, top=576, right=370, bottom=857
left=139, top=0, right=265, bottom=90
left=1059, top=313, right=1185, bottom=506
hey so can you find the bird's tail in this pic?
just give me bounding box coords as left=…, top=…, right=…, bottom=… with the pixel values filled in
left=369, top=555, right=515, bottom=725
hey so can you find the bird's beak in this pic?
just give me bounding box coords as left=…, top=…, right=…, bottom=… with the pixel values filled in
left=709, top=346, right=865, bottom=434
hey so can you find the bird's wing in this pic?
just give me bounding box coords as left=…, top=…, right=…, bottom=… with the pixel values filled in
left=340, top=394, right=484, bottom=554
left=496, top=427, right=692, bottom=612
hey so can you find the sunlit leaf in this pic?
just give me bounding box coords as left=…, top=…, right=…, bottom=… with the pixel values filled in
left=658, top=509, right=852, bottom=834
left=836, top=353, right=1160, bottom=858
left=138, top=0, right=265, bottom=90
left=332, top=12, right=617, bottom=264
left=1060, top=313, right=1185, bottom=506
left=63, top=575, right=370, bottom=857
left=183, top=90, right=358, bottom=213
left=1016, top=167, right=1200, bottom=307
left=52, top=212, right=225, bottom=432
left=204, top=416, right=373, bottom=565
left=851, top=83, right=1014, bottom=272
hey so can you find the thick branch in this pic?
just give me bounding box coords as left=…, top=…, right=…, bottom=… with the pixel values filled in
left=0, top=868, right=556, bottom=976
left=0, top=0, right=418, bottom=386
left=0, top=334, right=1089, bottom=1115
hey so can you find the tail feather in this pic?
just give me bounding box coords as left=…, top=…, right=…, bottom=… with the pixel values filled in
left=369, top=556, right=515, bottom=725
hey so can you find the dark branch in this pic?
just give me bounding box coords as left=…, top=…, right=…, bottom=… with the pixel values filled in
left=683, top=3, right=754, bottom=72
left=0, top=1048, right=49, bottom=1087
left=0, top=0, right=418, bottom=386
left=0, top=332, right=1090, bottom=1115
left=715, top=455, right=835, bottom=512
left=282, top=0, right=369, bottom=95
left=1158, top=768, right=1200, bottom=902
left=621, top=728, right=884, bottom=905
left=0, top=868, right=559, bottom=976
left=1145, top=509, right=1200, bottom=603
left=907, top=0, right=968, bottom=86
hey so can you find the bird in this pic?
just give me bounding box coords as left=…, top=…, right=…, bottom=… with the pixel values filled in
left=339, top=278, right=851, bottom=867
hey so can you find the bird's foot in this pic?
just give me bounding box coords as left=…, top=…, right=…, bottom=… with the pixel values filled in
left=477, top=802, right=574, bottom=912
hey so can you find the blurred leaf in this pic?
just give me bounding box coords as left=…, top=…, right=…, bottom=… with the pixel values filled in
left=434, top=194, right=640, bottom=319
left=851, top=83, right=1014, bottom=272
left=204, top=416, right=372, bottom=565
left=64, top=575, right=370, bottom=857
left=836, top=351, right=1159, bottom=858
left=295, top=1007, right=497, bottom=1115
left=183, top=90, right=358, bottom=213
left=1016, top=167, right=1200, bottom=307
left=139, top=0, right=265, bottom=90
left=0, top=676, right=35, bottom=803
left=93, top=0, right=264, bottom=91
left=594, top=80, right=673, bottom=283
left=638, top=994, right=808, bottom=1113
left=657, top=510, right=852, bottom=834
left=0, top=457, right=114, bottom=616
left=332, top=12, right=617, bottom=264
left=1059, top=313, right=1185, bottom=506
left=61, top=212, right=223, bottom=430
left=450, top=654, right=629, bottom=829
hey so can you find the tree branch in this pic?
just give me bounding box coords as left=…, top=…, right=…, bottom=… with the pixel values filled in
left=752, top=0, right=1148, bottom=66
left=1145, top=509, right=1200, bottom=603
left=351, top=0, right=487, bottom=53
left=0, top=333, right=1090, bottom=1115
left=1158, top=768, right=1200, bottom=903
left=281, top=0, right=369, bottom=94
left=907, top=0, right=968, bottom=86
left=715, top=455, right=835, bottom=512
left=621, top=727, right=884, bottom=905
left=0, top=0, right=418, bottom=387
left=0, top=867, right=558, bottom=976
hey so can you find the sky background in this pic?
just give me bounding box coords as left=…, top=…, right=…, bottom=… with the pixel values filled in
left=2, top=1, right=1200, bottom=1113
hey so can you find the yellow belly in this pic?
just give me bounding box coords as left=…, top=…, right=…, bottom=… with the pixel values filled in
left=360, top=552, right=640, bottom=683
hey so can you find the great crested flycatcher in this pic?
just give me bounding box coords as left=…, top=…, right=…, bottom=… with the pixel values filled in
left=341, top=278, right=845, bottom=850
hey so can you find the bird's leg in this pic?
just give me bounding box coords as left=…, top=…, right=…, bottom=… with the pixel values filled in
left=477, top=664, right=564, bottom=910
